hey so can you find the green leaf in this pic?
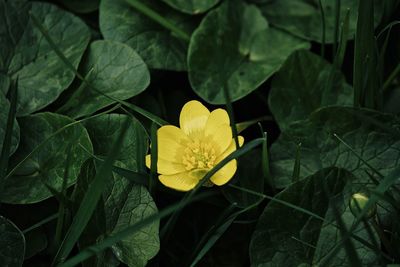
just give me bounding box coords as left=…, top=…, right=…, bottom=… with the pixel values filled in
left=257, top=0, right=383, bottom=43
left=161, top=0, right=219, bottom=14
left=0, top=112, right=93, bottom=204
left=269, top=49, right=353, bottom=130
left=0, top=90, right=19, bottom=158
left=100, top=0, right=193, bottom=71
left=58, top=40, right=150, bottom=119
left=0, top=216, right=25, bottom=267
left=1, top=1, right=90, bottom=115
left=270, top=107, right=400, bottom=188
left=188, top=0, right=310, bottom=104
left=250, top=167, right=379, bottom=266
left=222, top=149, right=264, bottom=208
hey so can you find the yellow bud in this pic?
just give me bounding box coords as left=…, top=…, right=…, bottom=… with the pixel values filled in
left=349, top=193, right=376, bottom=219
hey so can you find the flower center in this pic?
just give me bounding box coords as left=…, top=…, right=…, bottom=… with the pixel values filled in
left=182, top=139, right=217, bottom=171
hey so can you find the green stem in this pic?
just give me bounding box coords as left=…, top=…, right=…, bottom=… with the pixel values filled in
left=125, top=0, right=191, bottom=42
left=22, top=213, right=58, bottom=234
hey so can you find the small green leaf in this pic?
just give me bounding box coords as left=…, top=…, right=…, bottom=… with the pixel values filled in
left=188, top=0, right=309, bottom=104
left=250, top=167, right=379, bottom=266
left=257, top=0, right=383, bottom=43
left=270, top=107, right=400, bottom=188
left=0, top=112, right=93, bottom=204
left=161, top=0, right=219, bottom=14
left=269, top=50, right=353, bottom=130
left=100, top=0, right=194, bottom=71
left=1, top=1, right=90, bottom=115
left=0, top=216, right=25, bottom=267
left=59, top=40, right=150, bottom=119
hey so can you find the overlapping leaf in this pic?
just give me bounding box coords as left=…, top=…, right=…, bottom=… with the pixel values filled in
left=75, top=115, right=159, bottom=267
left=100, top=0, right=194, bottom=71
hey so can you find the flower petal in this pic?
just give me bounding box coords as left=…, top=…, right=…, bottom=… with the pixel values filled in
left=146, top=154, right=186, bottom=175
left=210, top=159, right=237, bottom=186
left=179, top=100, right=210, bottom=136
left=216, top=136, right=244, bottom=162
left=157, top=125, right=189, bottom=162
left=205, top=109, right=230, bottom=135
left=159, top=172, right=199, bottom=191
left=207, top=124, right=232, bottom=155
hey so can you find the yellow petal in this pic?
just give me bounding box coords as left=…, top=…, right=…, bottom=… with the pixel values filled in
left=205, top=109, right=230, bottom=135
left=159, top=172, right=199, bottom=191
left=157, top=125, right=189, bottom=162
left=146, top=154, right=186, bottom=175
left=216, top=136, right=244, bottom=161
left=207, top=124, right=232, bottom=154
left=179, top=100, right=210, bottom=136
left=210, top=159, right=237, bottom=186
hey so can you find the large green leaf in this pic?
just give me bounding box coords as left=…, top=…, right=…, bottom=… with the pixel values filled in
left=0, top=1, right=90, bottom=115
left=269, top=49, right=353, bottom=130
left=1, top=112, right=93, bottom=204
left=250, top=167, right=379, bottom=266
left=59, top=41, right=150, bottom=119
left=0, top=216, right=25, bottom=267
left=0, top=92, right=19, bottom=156
left=83, top=114, right=148, bottom=170
left=100, top=0, right=193, bottom=71
left=270, top=107, right=400, bottom=188
left=188, top=0, right=309, bottom=104
left=257, top=0, right=383, bottom=43
left=161, top=0, right=219, bottom=14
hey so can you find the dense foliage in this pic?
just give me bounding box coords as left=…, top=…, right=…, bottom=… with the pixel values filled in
left=1, top=0, right=400, bottom=266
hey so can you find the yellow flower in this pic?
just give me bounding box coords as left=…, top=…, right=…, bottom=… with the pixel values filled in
left=145, top=100, right=244, bottom=191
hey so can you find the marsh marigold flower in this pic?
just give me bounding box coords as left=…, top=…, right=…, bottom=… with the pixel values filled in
left=145, top=100, right=244, bottom=191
